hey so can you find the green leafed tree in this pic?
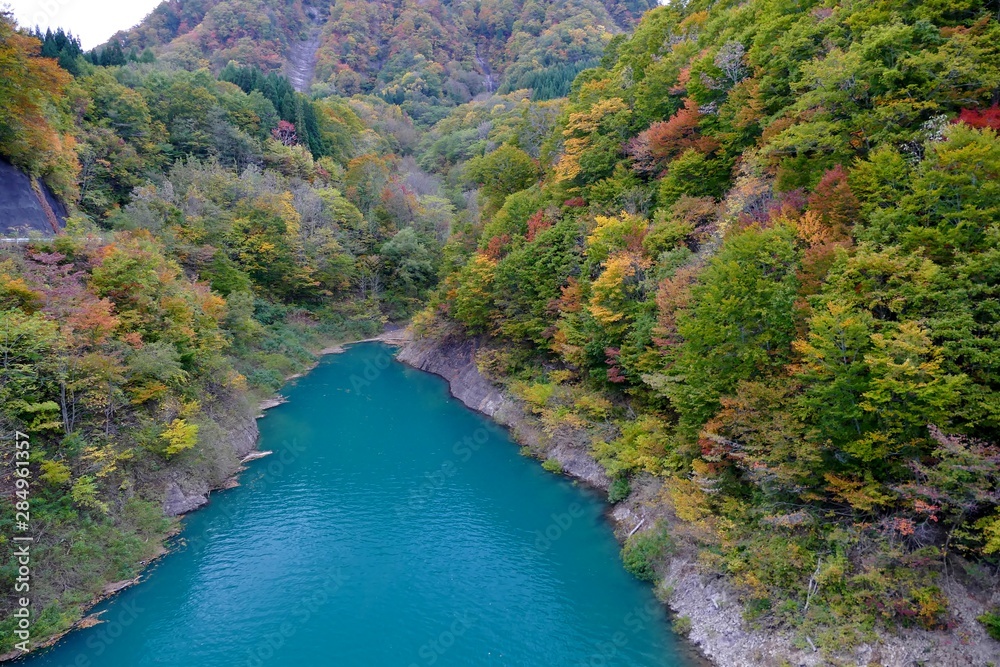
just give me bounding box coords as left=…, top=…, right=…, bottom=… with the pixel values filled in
left=667, top=224, right=801, bottom=432
left=467, top=144, right=539, bottom=211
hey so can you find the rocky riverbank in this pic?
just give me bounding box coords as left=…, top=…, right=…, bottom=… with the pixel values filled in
left=0, top=332, right=395, bottom=663
left=394, top=327, right=1000, bottom=667
left=397, top=333, right=611, bottom=489
left=163, top=410, right=261, bottom=517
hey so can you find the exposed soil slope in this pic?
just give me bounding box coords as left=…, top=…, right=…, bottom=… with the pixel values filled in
left=286, top=9, right=323, bottom=93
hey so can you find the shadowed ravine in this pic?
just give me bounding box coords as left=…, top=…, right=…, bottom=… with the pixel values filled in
left=17, top=344, right=700, bottom=667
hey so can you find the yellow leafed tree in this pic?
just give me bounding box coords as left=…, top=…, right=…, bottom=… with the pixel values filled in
left=163, top=418, right=200, bottom=457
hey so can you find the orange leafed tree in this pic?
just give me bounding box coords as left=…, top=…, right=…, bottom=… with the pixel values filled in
left=0, top=13, right=79, bottom=199
left=627, top=98, right=719, bottom=175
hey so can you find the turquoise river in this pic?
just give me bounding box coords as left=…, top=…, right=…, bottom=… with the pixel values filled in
left=18, top=344, right=701, bottom=667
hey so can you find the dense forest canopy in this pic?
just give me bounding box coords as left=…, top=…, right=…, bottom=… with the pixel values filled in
left=2, top=0, right=1000, bottom=659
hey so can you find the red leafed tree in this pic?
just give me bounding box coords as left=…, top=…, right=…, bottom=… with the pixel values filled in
left=552, top=277, right=584, bottom=314
left=627, top=98, right=719, bottom=175
left=526, top=210, right=554, bottom=241
left=954, top=106, right=1000, bottom=131
left=483, top=234, right=512, bottom=260
left=605, top=347, right=628, bottom=383
left=807, top=165, right=860, bottom=239
left=272, top=120, right=298, bottom=146
left=26, top=251, right=120, bottom=347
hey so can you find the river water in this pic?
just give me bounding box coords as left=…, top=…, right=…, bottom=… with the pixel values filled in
left=19, top=344, right=698, bottom=667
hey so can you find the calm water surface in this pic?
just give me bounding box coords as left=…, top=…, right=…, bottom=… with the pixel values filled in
left=20, top=344, right=698, bottom=667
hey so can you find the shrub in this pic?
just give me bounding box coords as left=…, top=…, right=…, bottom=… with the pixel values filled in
left=574, top=391, right=613, bottom=420
left=744, top=597, right=772, bottom=622
left=515, top=381, right=556, bottom=412
left=246, top=368, right=283, bottom=390
left=608, top=477, right=631, bottom=503
left=979, top=609, right=1000, bottom=641
left=672, top=615, right=693, bottom=636
left=621, top=523, right=673, bottom=581
left=162, top=418, right=199, bottom=457
left=542, top=458, right=564, bottom=474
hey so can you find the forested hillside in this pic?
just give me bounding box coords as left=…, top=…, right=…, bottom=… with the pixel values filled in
left=412, top=0, right=1000, bottom=656
left=107, top=0, right=657, bottom=122
left=2, top=0, right=1000, bottom=661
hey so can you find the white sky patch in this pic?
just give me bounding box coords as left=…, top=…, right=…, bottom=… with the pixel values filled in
left=2, top=0, right=163, bottom=49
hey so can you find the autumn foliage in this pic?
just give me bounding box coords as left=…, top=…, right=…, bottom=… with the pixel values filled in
left=0, top=17, right=79, bottom=198
left=955, top=105, right=1000, bottom=131
left=2, top=0, right=1000, bottom=653
left=627, top=98, right=719, bottom=175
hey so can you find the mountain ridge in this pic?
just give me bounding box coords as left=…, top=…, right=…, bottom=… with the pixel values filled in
left=105, top=0, right=658, bottom=121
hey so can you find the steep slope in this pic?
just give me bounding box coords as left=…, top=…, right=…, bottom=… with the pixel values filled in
left=111, top=0, right=310, bottom=71
left=285, top=4, right=323, bottom=91
left=0, top=161, right=66, bottom=237
left=3, top=0, right=999, bottom=662
left=0, top=11, right=441, bottom=656
left=106, top=0, right=225, bottom=54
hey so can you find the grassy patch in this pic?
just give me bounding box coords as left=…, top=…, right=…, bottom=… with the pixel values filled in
left=979, top=609, right=1000, bottom=641
left=541, top=458, right=564, bottom=474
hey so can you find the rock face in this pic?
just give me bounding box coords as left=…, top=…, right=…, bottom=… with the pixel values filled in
left=0, top=160, right=66, bottom=237
left=227, top=411, right=261, bottom=459
left=397, top=335, right=506, bottom=417
left=162, top=480, right=210, bottom=517
left=163, top=412, right=259, bottom=517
